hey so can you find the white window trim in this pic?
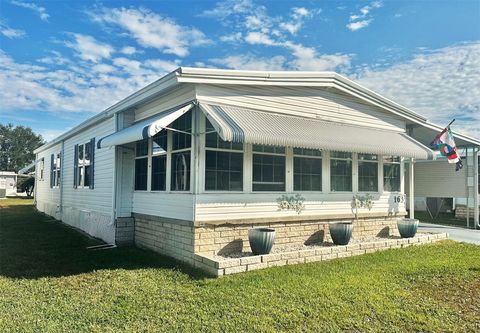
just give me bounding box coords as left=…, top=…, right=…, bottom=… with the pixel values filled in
left=292, top=149, right=323, bottom=193
left=329, top=152, right=354, bottom=193
left=382, top=156, right=402, bottom=193
left=133, top=114, right=194, bottom=194
left=357, top=154, right=379, bottom=193
left=76, top=142, right=91, bottom=189
left=38, top=158, right=45, bottom=181
left=251, top=146, right=287, bottom=193
left=52, top=152, right=61, bottom=188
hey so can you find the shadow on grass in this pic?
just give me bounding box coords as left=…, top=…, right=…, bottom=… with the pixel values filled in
left=0, top=204, right=208, bottom=280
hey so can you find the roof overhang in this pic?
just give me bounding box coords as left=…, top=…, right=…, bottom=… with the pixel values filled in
left=35, top=67, right=479, bottom=153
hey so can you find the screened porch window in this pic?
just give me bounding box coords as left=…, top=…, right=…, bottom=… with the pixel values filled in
left=383, top=155, right=401, bottom=192
left=171, top=112, right=192, bottom=191
left=293, top=148, right=322, bottom=191
left=205, top=120, right=243, bottom=191
left=358, top=154, right=378, bottom=192
left=252, top=145, right=285, bottom=192
left=330, top=151, right=352, bottom=192
left=151, top=130, right=167, bottom=191
left=134, top=139, right=148, bottom=191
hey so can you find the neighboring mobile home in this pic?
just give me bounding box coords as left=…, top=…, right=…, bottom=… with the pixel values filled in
left=0, top=171, right=17, bottom=198
left=34, top=68, right=479, bottom=266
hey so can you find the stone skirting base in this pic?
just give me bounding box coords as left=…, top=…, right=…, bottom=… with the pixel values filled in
left=134, top=213, right=195, bottom=264
left=455, top=205, right=479, bottom=219
left=194, top=233, right=449, bottom=277
left=195, top=216, right=401, bottom=256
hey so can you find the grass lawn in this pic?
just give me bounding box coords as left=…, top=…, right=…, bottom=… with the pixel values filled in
left=415, top=211, right=472, bottom=228
left=1, top=199, right=479, bottom=332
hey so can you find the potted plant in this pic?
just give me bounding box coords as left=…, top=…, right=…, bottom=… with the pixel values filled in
left=397, top=218, right=419, bottom=238
left=248, top=228, right=276, bottom=255
left=329, top=222, right=353, bottom=245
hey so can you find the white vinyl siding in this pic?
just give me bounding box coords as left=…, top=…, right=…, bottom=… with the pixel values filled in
left=196, top=84, right=405, bottom=131
left=35, top=143, right=63, bottom=219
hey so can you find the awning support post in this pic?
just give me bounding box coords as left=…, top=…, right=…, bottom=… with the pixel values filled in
left=409, top=158, right=415, bottom=219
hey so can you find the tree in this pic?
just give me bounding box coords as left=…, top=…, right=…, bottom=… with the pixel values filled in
left=0, top=123, right=45, bottom=173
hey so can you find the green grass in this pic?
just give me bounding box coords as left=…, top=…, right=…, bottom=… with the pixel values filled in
left=415, top=210, right=471, bottom=228
left=1, top=199, right=479, bottom=332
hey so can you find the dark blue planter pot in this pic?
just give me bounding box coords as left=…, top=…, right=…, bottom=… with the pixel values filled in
left=248, top=228, right=276, bottom=255
left=397, top=218, right=419, bottom=238
left=329, top=223, right=353, bottom=245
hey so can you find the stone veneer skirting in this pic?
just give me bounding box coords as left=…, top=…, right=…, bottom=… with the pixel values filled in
left=194, top=233, right=449, bottom=277
left=455, top=205, right=480, bottom=219
left=133, top=213, right=410, bottom=270
left=134, top=213, right=195, bottom=264
left=194, top=216, right=402, bottom=256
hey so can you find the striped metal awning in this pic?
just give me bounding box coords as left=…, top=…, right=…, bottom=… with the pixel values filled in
left=200, top=103, right=433, bottom=160
left=97, top=103, right=194, bottom=149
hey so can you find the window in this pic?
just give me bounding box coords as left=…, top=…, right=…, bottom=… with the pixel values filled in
left=51, top=153, right=61, bottom=187
left=205, top=120, right=243, bottom=191
left=383, top=155, right=401, bottom=192
left=330, top=151, right=352, bottom=192
left=38, top=158, right=44, bottom=180
left=135, top=139, right=148, bottom=191
left=74, top=139, right=95, bottom=189
left=358, top=154, right=378, bottom=192
left=293, top=148, right=322, bottom=191
left=171, top=112, right=192, bottom=191
left=252, top=144, right=285, bottom=191
left=151, top=131, right=167, bottom=191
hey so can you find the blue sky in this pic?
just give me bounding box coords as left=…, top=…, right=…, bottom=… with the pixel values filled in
left=1, top=0, right=479, bottom=141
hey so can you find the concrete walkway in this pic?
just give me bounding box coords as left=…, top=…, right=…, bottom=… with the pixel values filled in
left=419, top=222, right=480, bottom=245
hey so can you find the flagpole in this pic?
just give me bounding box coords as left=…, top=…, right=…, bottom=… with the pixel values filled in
left=446, top=119, right=456, bottom=127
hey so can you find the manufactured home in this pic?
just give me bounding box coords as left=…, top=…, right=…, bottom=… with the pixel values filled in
left=0, top=171, right=17, bottom=198
left=34, top=68, right=479, bottom=267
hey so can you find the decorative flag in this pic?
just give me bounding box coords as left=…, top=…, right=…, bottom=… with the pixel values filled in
left=431, top=121, right=463, bottom=171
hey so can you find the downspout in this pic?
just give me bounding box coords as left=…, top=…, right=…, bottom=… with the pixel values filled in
left=59, top=140, right=65, bottom=217
left=466, top=148, right=470, bottom=228
left=111, top=113, right=119, bottom=244
left=33, top=153, right=38, bottom=205
left=409, top=158, right=415, bottom=219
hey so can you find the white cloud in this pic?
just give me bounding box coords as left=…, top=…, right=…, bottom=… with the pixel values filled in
left=347, top=20, right=372, bottom=31
left=64, top=34, right=114, bottom=63
left=0, top=22, right=26, bottom=38
left=210, top=54, right=287, bottom=71
left=279, top=6, right=316, bottom=35
left=354, top=42, right=480, bottom=137
left=285, top=42, right=352, bottom=71
left=292, top=7, right=310, bottom=18
left=346, top=1, right=382, bottom=31
left=90, top=7, right=209, bottom=57
left=0, top=49, right=180, bottom=116
left=10, top=0, right=49, bottom=21
left=41, top=128, right=70, bottom=142
left=245, top=31, right=277, bottom=46
left=200, top=0, right=254, bottom=19
left=220, top=32, right=243, bottom=42
left=120, top=46, right=140, bottom=55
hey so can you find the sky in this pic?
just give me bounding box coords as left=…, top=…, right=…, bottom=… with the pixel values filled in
left=0, top=0, right=479, bottom=142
